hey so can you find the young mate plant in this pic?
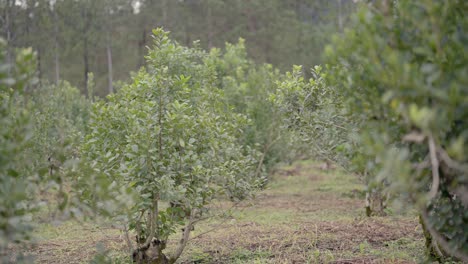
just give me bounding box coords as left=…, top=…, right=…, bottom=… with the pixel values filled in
left=271, top=63, right=392, bottom=216
left=26, top=81, right=91, bottom=213
left=206, top=39, right=296, bottom=172
left=82, top=29, right=263, bottom=263
left=271, top=65, right=354, bottom=168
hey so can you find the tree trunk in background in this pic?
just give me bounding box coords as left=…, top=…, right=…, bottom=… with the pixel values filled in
left=106, top=31, right=113, bottom=94
left=25, top=1, right=32, bottom=46
left=2, top=0, right=357, bottom=92
left=84, top=41, right=89, bottom=90
left=207, top=4, right=213, bottom=49
left=184, top=1, right=192, bottom=46
left=162, top=0, right=168, bottom=26
left=82, top=6, right=90, bottom=92
left=245, top=9, right=257, bottom=34
left=295, top=0, right=303, bottom=63
left=138, top=26, right=146, bottom=68
left=5, top=0, right=13, bottom=77
left=337, top=0, right=343, bottom=32
left=53, top=9, right=60, bottom=85
left=83, top=38, right=89, bottom=92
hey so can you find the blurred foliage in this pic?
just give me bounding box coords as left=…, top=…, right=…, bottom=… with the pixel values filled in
left=1, top=38, right=93, bottom=261
left=324, top=0, right=468, bottom=260
left=0, top=39, right=37, bottom=261
left=272, top=0, right=467, bottom=260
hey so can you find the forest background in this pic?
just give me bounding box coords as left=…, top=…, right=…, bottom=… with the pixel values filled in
left=3, top=0, right=354, bottom=96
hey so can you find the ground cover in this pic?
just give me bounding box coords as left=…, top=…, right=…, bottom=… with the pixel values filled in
left=15, top=160, right=426, bottom=263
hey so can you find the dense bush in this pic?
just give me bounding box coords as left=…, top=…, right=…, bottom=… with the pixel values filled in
left=271, top=65, right=354, bottom=168
left=207, top=39, right=298, bottom=171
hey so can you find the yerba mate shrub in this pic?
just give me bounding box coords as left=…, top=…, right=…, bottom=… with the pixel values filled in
left=82, top=29, right=263, bottom=263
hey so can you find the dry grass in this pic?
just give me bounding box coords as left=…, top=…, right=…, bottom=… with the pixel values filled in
left=179, top=161, right=425, bottom=263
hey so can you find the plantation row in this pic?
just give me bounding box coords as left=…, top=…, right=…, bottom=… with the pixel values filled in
left=1, top=1, right=467, bottom=263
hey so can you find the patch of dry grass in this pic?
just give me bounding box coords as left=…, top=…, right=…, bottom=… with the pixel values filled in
left=178, top=161, right=425, bottom=263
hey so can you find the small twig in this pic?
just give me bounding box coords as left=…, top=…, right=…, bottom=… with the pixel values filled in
left=189, top=200, right=244, bottom=241
left=428, top=135, right=440, bottom=199
left=438, top=147, right=468, bottom=173
left=123, top=224, right=134, bottom=254
left=412, top=156, right=430, bottom=171
left=313, top=120, right=348, bottom=131
left=255, top=136, right=281, bottom=178
left=189, top=217, right=231, bottom=241
left=192, top=201, right=242, bottom=225
left=171, top=210, right=196, bottom=262
left=141, top=198, right=158, bottom=249
left=403, top=131, right=426, bottom=143
left=135, top=209, right=145, bottom=246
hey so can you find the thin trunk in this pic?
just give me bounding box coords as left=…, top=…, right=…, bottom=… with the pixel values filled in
left=25, top=2, right=31, bottom=46
left=105, top=4, right=114, bottom=94
left=338, top=0, right=343, bottom=32
left=184, top=24, right=190, bottom=46
left=5, top=0, right=12, bottom=77
left=365, top=191, right=372, bottom=217
left=84, top=39, right=89, bottom=91
left=295, top=1, right=303, bottom=63
left=242, top=0, right=257, bottom=35
left=246, top=9, right=257, bottom=34
left=138, top=26, right=146, bottom=68
left=82, top=7, right=90, bottom=92
left=162, top=0, right=168, bottom=26
left=170, top=212, right=195, bottom=263
left=184, top=4, right=192, bottom=46
left=36, top=47, right=42, bottom=82
left=207, top=4, right=213, bottom=49
left=106, top=32, right=113, bottom=94
left=53, top=9, right=60, bottom=85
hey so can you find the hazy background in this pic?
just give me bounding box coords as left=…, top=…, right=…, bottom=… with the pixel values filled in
left=2, top=0, right=356, bottom=96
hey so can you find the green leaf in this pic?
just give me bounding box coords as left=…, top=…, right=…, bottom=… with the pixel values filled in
left=131, top=145, right=139, bottom=152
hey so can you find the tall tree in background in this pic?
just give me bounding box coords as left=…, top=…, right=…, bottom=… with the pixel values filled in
left=51, top=0, right=60, bottom=84
left=80, top=1, right=91, bottom=92
left=101, top=0, right=125, bottom=93
left=2, top=0, right=15, bottom=77
left=2, top=0, right=356, bottom=95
